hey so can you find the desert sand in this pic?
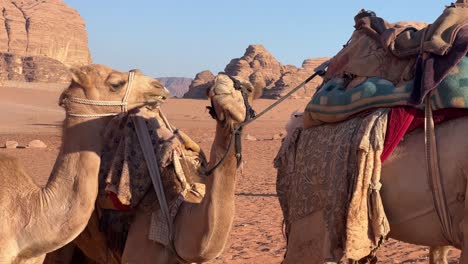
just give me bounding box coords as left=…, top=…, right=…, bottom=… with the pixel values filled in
left=0, top=84, right=461, bottom=263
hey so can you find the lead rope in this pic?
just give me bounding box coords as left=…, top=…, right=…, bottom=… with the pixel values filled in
left=424, top=95, right=455, bottom=244
left=205, top=69, right=326, bottom=175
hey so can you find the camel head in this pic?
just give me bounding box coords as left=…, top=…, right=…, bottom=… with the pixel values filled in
left=207, top=73, right=255, bottom=129
left=60, top=64, right=171, bottom=117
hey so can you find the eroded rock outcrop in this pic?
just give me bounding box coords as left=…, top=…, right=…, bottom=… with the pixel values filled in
left=183, top=70, right=215, bottom=99
left=0, top=53, right=71, bottom=83
left=184, top=44, right=329, bottom=99
left=264, top=57, right=330, bottom=99
left=0, top=0, right=90, bottom=83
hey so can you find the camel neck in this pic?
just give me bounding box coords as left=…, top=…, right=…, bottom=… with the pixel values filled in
left=207, top=123, right=238, bottom=195
left=45, top=117, right=107, bottom=193
left=174, top=122, right=239, bottom=262
left=30, top=117, right=108, bottom=253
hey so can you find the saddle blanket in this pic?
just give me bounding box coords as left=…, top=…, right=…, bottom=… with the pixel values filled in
left=304, top=56, right=468, bottom=126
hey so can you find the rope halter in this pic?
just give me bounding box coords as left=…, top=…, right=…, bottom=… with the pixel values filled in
left=66, top=70, right=136, bottom=118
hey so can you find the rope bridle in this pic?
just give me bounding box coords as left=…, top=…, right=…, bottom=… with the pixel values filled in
left=65, top=70, right=137, bottom=118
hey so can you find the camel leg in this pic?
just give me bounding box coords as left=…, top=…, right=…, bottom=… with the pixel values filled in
left=429, top=246, right=451, bottom=264
left=122, top=210, right=179, bottom=264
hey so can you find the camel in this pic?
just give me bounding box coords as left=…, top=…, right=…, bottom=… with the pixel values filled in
left=44, top=73, right=254, bottom=263
left=277, top=113, right=468, bottom=263
left=121, top=73, right=253, bottom=263
left=0, top=64, right=171, bottom=264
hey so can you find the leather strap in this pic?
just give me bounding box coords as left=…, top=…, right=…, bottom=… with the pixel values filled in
left=424, top=96, right=454, bottom=244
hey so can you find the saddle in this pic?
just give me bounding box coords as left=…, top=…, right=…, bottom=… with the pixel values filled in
left=304, top=1, right=468, bottom=127
left=95, top=107, right=207, bottom=253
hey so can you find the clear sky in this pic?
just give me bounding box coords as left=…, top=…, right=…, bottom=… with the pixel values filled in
left=64, top=0, right=447, bottom=78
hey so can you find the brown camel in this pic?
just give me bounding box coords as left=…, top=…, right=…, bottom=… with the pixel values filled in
left=0, top=64, right=171, bottom=264
left=277, top=113, right=468, bottom=264
left=45, top=73, right=254, bottom=263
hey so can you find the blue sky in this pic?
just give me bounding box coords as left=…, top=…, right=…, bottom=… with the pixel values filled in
left=64, top=0, right=447, bottom=78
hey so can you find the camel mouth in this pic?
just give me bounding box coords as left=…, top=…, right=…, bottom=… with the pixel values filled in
left=134, top=94, right=170, bottom=109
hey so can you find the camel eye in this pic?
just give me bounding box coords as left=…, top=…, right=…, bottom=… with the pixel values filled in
left=110, top=80, right=126, bottom=91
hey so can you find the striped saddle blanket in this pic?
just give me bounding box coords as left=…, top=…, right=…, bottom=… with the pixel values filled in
left=305, top=56, right=468, bottom=126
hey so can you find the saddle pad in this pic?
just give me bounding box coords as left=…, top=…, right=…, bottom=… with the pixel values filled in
left=304, top=56, right=468, bottom=127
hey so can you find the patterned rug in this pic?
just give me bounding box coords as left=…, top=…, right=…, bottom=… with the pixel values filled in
left=304, top=56, right=468, bottom=127
left=275, top=109, right=389, bottom=261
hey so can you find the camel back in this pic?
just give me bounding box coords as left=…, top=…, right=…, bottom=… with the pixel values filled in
left=304, top=3, right=468, bottom=127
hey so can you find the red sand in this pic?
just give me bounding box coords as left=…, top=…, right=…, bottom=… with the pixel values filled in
left=0, top=85, right=461, bottom=263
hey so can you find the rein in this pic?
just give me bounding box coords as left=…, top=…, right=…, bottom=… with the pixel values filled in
left=205, top=69, right=326, bottom=175
left=65, top=70, right=136, bottom=118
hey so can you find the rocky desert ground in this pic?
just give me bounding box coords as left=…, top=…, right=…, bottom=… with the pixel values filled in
left=0, top=83, right=462, bottom=263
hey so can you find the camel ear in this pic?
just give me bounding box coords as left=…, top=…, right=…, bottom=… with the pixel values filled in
left=129, top=69, right=142, bottom=75
left=69, top=67, right=90, bottom=87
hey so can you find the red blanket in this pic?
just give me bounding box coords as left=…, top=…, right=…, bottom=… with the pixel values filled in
left=381, top=107, right=468, bottom=162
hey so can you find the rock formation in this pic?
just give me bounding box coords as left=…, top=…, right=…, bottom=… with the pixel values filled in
left=183, top=70, right=215, bottom=99
left=157, top=77, right=192, bottom=98
left=183, top=44, right=329, bottom=99
left=0, top=0, right=91, bottom=83
left=0, top=53, right=71, bottom=83
left=264, top=57, right=330, bottom=99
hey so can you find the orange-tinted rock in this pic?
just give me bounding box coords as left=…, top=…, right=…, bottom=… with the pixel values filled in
left=183, top=70, right=215, bottom=99
left=184, top=45, right=330, bottom=99
left=0, top=0, right=90, bottom=83
left=225, top=45, right=283, bottom=98
left=4, top=140, right=18, bottom=149
left=27, top=139, right=47, bottom=148
left=0, top=52, right=71, bottom=83
left=0, top=0, right=91, bottom=65
left=265, top=57, right=330, bottom=99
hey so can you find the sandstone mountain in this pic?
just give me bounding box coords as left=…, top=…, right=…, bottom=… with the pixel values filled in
left=0, top=0, right=91, bottom=83
left=183, top=45, right=329, bottom=99
left=157, top=77, right=192, bottom=98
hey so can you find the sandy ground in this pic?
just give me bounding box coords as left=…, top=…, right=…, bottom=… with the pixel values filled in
left=0, top=84, right=462, bottom=263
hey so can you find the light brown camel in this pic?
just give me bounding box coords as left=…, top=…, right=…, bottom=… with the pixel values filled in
left=45, top=73, right=254, bottom=263
left=0, top=64, right=171, bottom=264
left=124, top=74, right=251, bottom=264
left=277, top=113, right=468, bottom=264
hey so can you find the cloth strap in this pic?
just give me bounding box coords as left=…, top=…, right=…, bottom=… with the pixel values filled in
left=424, top=95, right=454, bottom=244
left=133, top=113, right=186, bottom=262
left=133, top=115, right=173, bottom=237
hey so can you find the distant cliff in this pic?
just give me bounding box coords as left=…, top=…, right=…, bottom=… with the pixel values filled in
left=157, top=77, right=192, bottom=98
left=184, top=44, right=329, bottom=99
